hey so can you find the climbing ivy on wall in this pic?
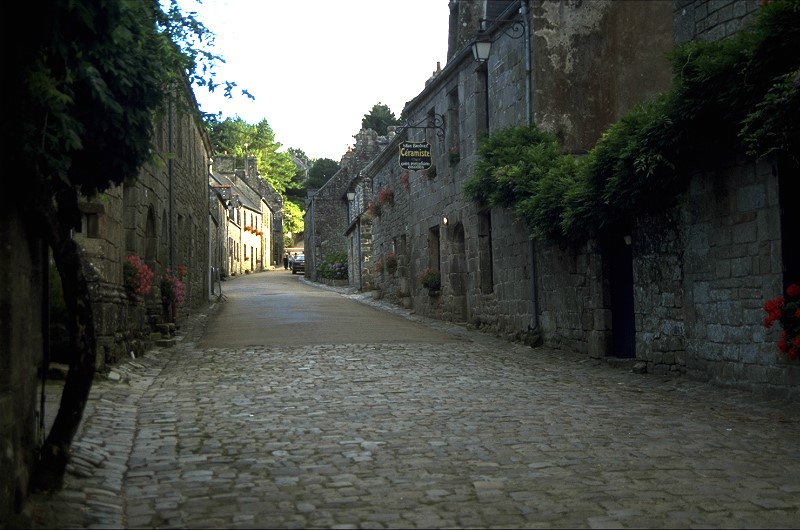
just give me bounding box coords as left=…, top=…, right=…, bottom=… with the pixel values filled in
left=465, top=0, right=799, bottom=245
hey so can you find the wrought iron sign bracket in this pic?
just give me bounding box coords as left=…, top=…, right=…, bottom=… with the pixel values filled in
left=398, top=113, right=445, bottom=139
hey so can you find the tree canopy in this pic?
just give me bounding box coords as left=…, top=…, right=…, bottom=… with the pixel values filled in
left=207, top=116, right=300, bottom=196
left=307, top=158, right=342, bottom=189
left=361, top=102, right=404, bottom=136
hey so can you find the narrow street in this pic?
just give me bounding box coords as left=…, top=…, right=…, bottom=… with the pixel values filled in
left=21, top=271, right=800, bottom=529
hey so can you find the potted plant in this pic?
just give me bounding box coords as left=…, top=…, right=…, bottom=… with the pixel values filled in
left=448, top=145, right=460, bottom=165
left=367, top=201, right=382, bottom=217
left=420, top=268, right=441, bottom=295
left=378, top=185, right=395, bottom=206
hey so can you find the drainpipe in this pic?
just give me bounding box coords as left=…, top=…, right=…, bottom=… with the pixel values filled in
left=521, top=0, right=540, bottom=335
left=522, top=0, right=531, bottom=126
left=168, top=95, right=175, bottom=273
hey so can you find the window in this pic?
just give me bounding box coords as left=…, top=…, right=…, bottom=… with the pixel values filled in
left=428, top=226, right=441, bottom=272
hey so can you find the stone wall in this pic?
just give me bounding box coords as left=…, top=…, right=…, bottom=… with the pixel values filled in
left=680, top=160, right=798, bottom=394
left=306, top=130, right=383, bottom=282
left=632, top=210, right=687, bottom=374
left=72, top=86, right=211, bottom=370
left=532, top=0, right=674, bottom=153
left=0, top=205, right=45, bottom=523
left=309, top=0, right=799, bottom=397
left=673, top=0, right=760, bottom=44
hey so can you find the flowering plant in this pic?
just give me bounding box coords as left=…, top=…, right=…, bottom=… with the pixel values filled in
left=123, top=255, right=154, bottom=298
left=367, top=201, right=382, bottom=217
left=763, top=283, right=800, bottom=360
left=318, top=252, right=348, bottom=280
left=420, top=268, right=441, bottom=291
left=400, top=170, right=410, bottom=191
left=377, top=185, right=394, bottom=206
left=160, top=266, right=186, bottom=306
left=373, top=259, right=384, bottom=274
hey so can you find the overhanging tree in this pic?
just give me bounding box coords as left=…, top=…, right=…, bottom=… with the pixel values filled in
left=6, top=0, right=245, bottom=489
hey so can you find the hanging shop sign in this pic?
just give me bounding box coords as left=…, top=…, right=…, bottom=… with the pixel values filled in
left=398, top=141, right=432, bottom=170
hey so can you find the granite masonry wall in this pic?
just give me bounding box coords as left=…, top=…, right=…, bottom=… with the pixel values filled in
left=351, top=1, right=799, bottom=397
left=0, top=205, right=45, bottom=522
left=74, top=88, right=211, bottom=370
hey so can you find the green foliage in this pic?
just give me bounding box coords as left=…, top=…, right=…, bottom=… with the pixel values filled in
left=318, top=252, right=348, bottom=280
left=208, top=117, right=300, bottom=196
left=307, top=158, right=341, bottom=189
left=466, top=0, right=800, bottom=245
left=361, top=102, right=403, bottom=136
left=282, top=200, right=304, bottom=236
left=465, top=126, right=566, bottom=209
left=9, top=0, right=245, bottom=208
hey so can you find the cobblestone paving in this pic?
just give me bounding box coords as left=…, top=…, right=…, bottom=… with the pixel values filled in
left=17, top=284, right=800, bottom=529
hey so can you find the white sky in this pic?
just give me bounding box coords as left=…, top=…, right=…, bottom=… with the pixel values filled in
left=182, top=0, right=451, bottom=162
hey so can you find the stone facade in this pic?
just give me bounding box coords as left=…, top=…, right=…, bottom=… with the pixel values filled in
left=320, top=0, right=799, bottom=398
left=673, top=0, right=761, bottom=44
left=209, top=156, right=279, bottom=279
left=73, top=87, right=212, bottom=370
left=305, top=131, right=384, bottom=283
left=1, top=82, right=214, bottom=523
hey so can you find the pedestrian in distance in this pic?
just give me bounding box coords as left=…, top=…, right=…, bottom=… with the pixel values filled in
left=284, top=251, right=289, bottom=270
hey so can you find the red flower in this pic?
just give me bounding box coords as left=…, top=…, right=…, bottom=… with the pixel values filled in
left=763, top=287, right=800, bottom=361
left=763, top=297, right=784, bottom=327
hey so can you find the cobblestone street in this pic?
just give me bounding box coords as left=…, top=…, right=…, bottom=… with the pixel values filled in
left=17, top=273, right=800, bottom=529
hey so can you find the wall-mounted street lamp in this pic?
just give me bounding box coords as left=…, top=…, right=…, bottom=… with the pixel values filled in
left=470, top=2, right=531, bottom=127
left=471, top=15, right=526, bottom=64
left=472, top=31, right=493, bottom=64
left=346, top=191, right=356, bottom=201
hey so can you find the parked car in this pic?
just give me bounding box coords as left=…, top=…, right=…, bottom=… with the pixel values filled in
left=291, top=254, right=305, bottom=274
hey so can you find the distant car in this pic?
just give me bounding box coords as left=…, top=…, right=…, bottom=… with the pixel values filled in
left=291, top=254, right=305, bottom=274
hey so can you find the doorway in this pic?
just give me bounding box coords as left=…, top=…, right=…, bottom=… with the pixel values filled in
left=609, top=234, right=636, bottom=358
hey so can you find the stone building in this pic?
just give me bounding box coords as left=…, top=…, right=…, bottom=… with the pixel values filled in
left=1, top=80, right=213, bottom=522
left=209, top=155, right=280, bottom=279
left=70, top=89, right=213, bottom=369
left=305, top=131, right=385, bottom=283
left=332, top=0, right=798, bottom=398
